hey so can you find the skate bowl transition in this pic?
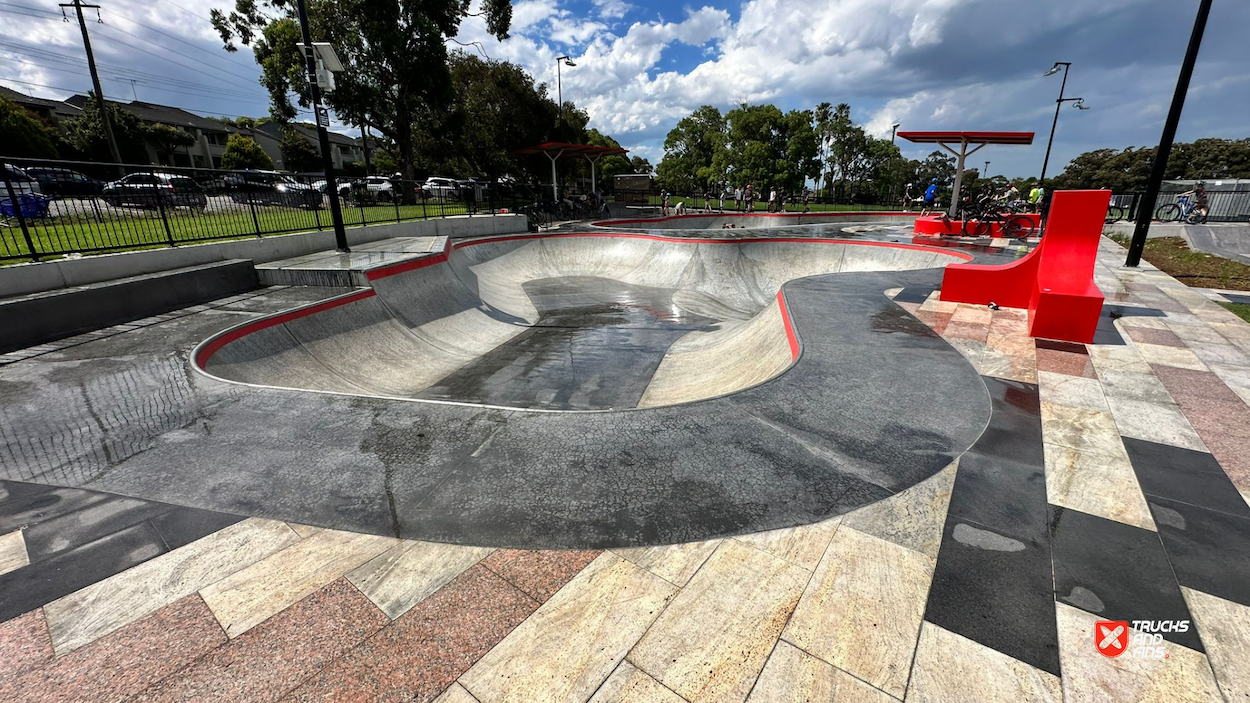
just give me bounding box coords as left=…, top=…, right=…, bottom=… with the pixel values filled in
left=188, top=231, right=995, bottom=547
left=592, top=211, right=914, bottom=230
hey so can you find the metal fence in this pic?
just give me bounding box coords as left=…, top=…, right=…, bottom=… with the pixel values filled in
left=1107, top=189, right=1250, bottom=223
left=0, top=158, right=537, bottom=263
left=611, top=188, right=898, bottom=214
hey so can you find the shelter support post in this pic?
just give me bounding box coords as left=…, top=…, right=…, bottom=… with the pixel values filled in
left=939, top=139, right=986, bottom=219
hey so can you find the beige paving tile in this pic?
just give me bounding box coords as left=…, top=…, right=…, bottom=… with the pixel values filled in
left=1044, top=443, right=1154, bottom=531
left=842, top=462, right=956, bottom=559
left=1134, top=343, right=1209, bottom=371
left=43, top=518, right=300, bottom=654
left=1104, top=396, right=1207, bottom=452
left=1188, top=342, right=1250, bottom=368
left=1088, top=344, right=1153, bottom=375
left=286, top=522, right=322, bottom=539
left=1037, top=370, right=1109, bottom=411
left=1182, top=587, right=1250, bottom=701
left=952, top=306, right=992, bottom=325
left=733, top=517, right=840, bottom=571
left=747, top=640, right=894, bottom=702
left=918, top=295, right=958, bottom=314
left=588, top=661, right=685, bottom=703
left=348, top=540, right=492, bottom=619
left=1208, top=364, right=1250, bottom=407
left=460, top=553, right=675, bottom=703
left=1040, top=402, right=1125, bottom=457
left=0, top=528, right=29, bottom=576
left=200, top=528, right=397, bottom=638
left=434, top=683, right=481, bottom=703
left=906, top=622, right=1060, bottom=703
left=631, top=539, right=808, bottom=703
left=613, top=539, right=721, bottom=587
left=1055, top=602, right=1222, bottom=703
left=1096, top=369, right=1176, bottom=405
left=781, top=526, right=934, bottom=699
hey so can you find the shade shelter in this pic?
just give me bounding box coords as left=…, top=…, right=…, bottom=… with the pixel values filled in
left=512, top=142, right=629, bottom=202
left=897, top=131, right=1034, bottom=218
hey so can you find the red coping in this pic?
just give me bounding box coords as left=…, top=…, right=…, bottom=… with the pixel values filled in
left=593, top=211, right=913, bottom=228
left=913, top=213, right=1041, bottom=238
left=195, top=233, right=971, bottom=369
left=776, top=290, right=800, bottom=361
left=939, top=190, right=1109, bottom=344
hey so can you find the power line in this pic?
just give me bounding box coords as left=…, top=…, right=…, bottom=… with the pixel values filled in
left=6, top=58, right=273, bottom=103
left=0, top=76, right=311, bottom=120
left=104, top=5, right=258, bottom=71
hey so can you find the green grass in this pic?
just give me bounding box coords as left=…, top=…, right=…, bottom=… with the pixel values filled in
left=1220, top=302, right=1250, bottom=323
left=1, top=200, right=474, bottom=265
left=639, top=195, right=895, bottom=213
left=1108, top=234, right=1250, bottom=291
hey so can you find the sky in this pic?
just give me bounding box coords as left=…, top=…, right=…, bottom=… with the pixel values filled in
left=2, top=0, right=1248, bottom=178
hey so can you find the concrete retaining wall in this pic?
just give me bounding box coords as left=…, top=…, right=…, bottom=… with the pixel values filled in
left=0, top=214, right=527, bottom=300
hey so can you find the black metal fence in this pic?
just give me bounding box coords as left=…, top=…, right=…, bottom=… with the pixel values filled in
left=611, top=188, right=899, bottom=213
left=0, top=158, right=540, bottom=263
left=1106, top=189, right=1250, bottom=223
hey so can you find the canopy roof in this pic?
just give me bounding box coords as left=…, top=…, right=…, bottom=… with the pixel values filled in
left=896, top=131, right=1035, bottom=146
left=511, top=142, right=629, bottom=159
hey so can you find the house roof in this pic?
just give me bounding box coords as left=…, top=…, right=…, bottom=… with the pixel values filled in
left=257, top=121, right=362, bottom=148
left=0, top=86, right=82, bottom=120
left=67, top=96, right=233, bottom=133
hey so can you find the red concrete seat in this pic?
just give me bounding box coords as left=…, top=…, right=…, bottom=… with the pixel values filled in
left=939, top=190, right=1110, bottom=344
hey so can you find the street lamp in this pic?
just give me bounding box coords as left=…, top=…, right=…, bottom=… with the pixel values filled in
left=556, top=55, right=576, bottom=117
left=1038, top=61, right=1088, bottom=187
left=890, top=123, right=900, bottom=144
left=984, top=161, right=990, bottom=177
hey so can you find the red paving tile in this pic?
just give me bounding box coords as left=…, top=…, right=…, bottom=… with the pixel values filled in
left=942, top=321, right=990, bottom=344
left=1152, top=365, right=1250, bottom=490
left=281, top=564, right=540, bottom=703
left=915, top=310, right=952, bottom=336
left=1153, top=365, right=1244, bottom=406
left=1124, top=326, right=1186, bottom=348
left=0, top=595, right=226, bottom=703
left=0, top=610, right=54, bottom=683
left=131, top=579, right=387, bottom=703
left=479, top=548, right=601, bottom=602
left=1035, top=347, right=1097, bottom=378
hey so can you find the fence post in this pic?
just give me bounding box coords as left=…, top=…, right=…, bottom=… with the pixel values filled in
left=246, top=185, right=261, bottom=236
left=2, top=170, right=39, bottom=261
left=151, top=169, right=175, bottom=247
left=393, top=185, right=400, bottom=224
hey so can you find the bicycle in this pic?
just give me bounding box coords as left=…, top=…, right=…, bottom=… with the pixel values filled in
left=1105, top=204, right=1129, bottom=223
left=959, top=201, right=1036, bottom=239
left=1155, top=196, right=1207, bottom=224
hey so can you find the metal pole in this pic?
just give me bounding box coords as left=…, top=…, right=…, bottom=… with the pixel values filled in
left=1039, top=63, right=1069, bottom=185
left=1126, top=0, right=1213, bottom=267
left=557, top=60, right=562, bottom=118
left=295, top=0, right=349, bottom=252
left=361, top=115, right=372, bottom=175
left=2, top=169, right=38, bottom=261
left=62, top=0, right=121, bottom=166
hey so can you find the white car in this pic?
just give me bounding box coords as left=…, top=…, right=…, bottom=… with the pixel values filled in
left=360, top=176, right=396, bottom=201
left=423, top=177, right=459, bottom=199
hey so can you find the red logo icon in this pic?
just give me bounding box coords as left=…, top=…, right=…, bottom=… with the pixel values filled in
left=1096, top=621, right=1130, bottom=657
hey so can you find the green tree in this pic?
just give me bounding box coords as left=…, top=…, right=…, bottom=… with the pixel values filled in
left=62, top=94, right=150, bottom=163
left=221, top=133, right=274, bottom=170
left=146, top=123, right=196, bottom=165
left=630, top=156, right=653, bottom=174
left=279, top=128, right=321, bottom=172
left=0, top=96, right=60, bottom=158
left=657, top=105, right=725, bottom=192
left=585, top=128, right=630, bottom=191
left=213, top=0, right=513, bottom=201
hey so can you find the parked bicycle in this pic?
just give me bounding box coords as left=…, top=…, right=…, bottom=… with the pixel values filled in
left=1155, top=195, right=1207, bottom=224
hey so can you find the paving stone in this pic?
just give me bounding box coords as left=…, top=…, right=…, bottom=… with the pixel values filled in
left=733, top=517, right=841, bottom=571
left=613, top=539, right=720, bottom=586
left=842, top=461, right=955, bottom=559
left=0, top=528, right=29, bottom=576
left=479, top=549, right=601, bottom=602
left=588, top=661, right=684, bottom=703
left=746, top=640, right=894, bottom=703
left=0, top=609, right=53, bottom=683
left=906, top=622, right=1061, bottom=703
left=1045, top=443, right=1154, bottom=531
left=1182, top=587, right=1250, bottom=702
left=349, top=540, right=493, bottom=620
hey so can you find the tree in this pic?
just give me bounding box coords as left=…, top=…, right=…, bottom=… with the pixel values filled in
left=221, top=133, right=274, bottom=170
left=213, top=0, right=513, bottom=202
left=586, top=129, right=630, bottom=191
left=813, top=102, right=833, bottom=197
left=279, top=127, right=321, bottom=172
left=146, top=123, right=196, bottom=165
left=0, top=97, right=60, bottom=158
left=63, top=94, right=150, bottom=163
left=630, top=156, right=653, bottom=174
left=657, top=105, right=725, bottom=193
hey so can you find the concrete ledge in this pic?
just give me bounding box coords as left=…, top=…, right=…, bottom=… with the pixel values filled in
left=0, top=214, right=527, bottom=300
left=1, top=260, right=257, bottom=353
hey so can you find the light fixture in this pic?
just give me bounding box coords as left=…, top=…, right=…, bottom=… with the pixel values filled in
left=1073, top=98, right=1089, bottom=110
left=1043, top=63, right=1063, bottom=77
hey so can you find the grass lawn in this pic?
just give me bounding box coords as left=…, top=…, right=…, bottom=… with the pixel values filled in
left=1220, top=302, right=1250, bottom=323
left=1108, top=234, right=1250, bottom=291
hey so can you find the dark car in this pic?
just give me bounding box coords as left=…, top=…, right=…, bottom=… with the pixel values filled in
left=102, top=172, right=207, bottom=210
left=22, top=167, right=104, bottom=197
left=225, top=170, right=322, bottom=209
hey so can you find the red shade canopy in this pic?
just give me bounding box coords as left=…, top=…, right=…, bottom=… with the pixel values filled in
left=896, top=131, right=1035, bottom=145
left=511, top=142, right=629, bottom=158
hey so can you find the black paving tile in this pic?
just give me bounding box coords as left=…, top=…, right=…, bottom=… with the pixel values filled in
left=1035, top=339, right=1088, bottom=355
left=19, top=496, right=173, bottom=561
left=1149, top=496, right=1250, bottom=608
left=0, top=487, right=111, bottom=535
left=1050, top=506, right=1203, bottom=652
left=925, top=517, right=1060, bottom=675
left=0, top=480, right=54, bottom=506
left=150, top=507, right=245, bottom=550
left=893, top=286, right=936, bottom=304
left=1124, top=438, right=1250, bottom=519
left=1104, top=305, right=1167, bottom=319
left=0, top=521, right=168, bottom=623
left=1219, top=293, right=1250, bottom=306
left=946, top=451, right=1049, bottom=543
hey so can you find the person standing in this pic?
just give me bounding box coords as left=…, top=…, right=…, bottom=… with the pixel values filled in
left=803, top=188, right=812, bottom=214
left=921, top=178, right=939, bottom=216
left=744, top=185, right=754, bottom=212
left=1028, top=184, right=1044, bottom=213
left=734, top=186, right=742, bottom=211
left=768, top=187, right=777, bottom=213
left=661, top=191, right=670, bottom=216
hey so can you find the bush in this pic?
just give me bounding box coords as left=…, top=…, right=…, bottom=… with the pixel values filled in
left=221, top=134, right=274, bottom=170
left=0, top=96, right=60, bottom=159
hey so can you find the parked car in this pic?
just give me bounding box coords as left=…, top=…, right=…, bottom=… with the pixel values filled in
left=423, top=177, right=459, bottom=199
left=1, top=163, right=42, bottom=196
left=102, top=172, right=206, bottom=210
left=224, top=170, right=322, bottom=209
left=21, top=167, right=103, bottom=197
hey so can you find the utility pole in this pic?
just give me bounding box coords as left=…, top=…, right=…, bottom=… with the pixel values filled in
left=360, top=114, right=372, bottom=175
left=295, top=0, right=348, bottom=252
left=61, top=0, right=121, bottom=164
left=1126, top=0, right=1213, bottom=268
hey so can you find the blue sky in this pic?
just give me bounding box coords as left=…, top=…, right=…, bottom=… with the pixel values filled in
left=2, top=0, right=1248, bottom=178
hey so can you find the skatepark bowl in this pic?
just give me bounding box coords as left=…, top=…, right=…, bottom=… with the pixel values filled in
left=173, top=230, right=998, bottom=547
left=591, top=211, right=913, bottom=231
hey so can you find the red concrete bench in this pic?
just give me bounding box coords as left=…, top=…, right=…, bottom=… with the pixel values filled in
left=939, top=190, right=1110, bottom=344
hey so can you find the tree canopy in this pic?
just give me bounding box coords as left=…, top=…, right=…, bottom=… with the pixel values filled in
left=62, top=94, right=151, bottom=163
left=221, top=133, right=274, bottom=170
left=1052, top=139, right=1250, bottom=191
left=0, top=97, right=60, bottom=159
left=279, top=127, right=322, bottom=172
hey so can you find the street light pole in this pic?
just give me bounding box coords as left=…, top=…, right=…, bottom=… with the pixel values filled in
left=891, top=123, right=900, bottom=144
left=984, top=161, right=990, bottom=178
left=556, top=56, right=575, bottom=119
left=1126, top=0, right=1213, bottom=267
left=1038, top=62, right=1070, bottom=186
left=295, top=0, right=348, bottom=252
